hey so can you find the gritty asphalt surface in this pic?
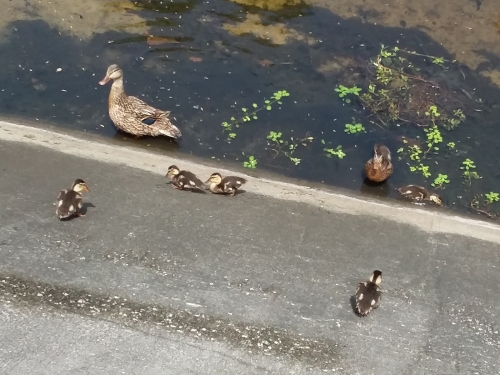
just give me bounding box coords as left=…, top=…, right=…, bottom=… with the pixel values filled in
left=0, top=127, right=500, bottom=374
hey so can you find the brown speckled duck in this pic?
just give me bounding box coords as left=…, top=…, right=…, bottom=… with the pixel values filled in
left=166, top=165, right=205, bottom=191
left=397, top=184, right=443, bottom=206
left=205, top=172, right=247, bottom=196
left=55, top=179, right=90, bottom=219
left=99, top=64, right=181, bottom=139
left=356, top=270, right=382, bottom=316
left=364, top=144, right=393, bottom=182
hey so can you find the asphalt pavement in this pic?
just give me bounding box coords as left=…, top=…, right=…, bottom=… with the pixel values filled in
left=0, top=121, right=499, bottom=374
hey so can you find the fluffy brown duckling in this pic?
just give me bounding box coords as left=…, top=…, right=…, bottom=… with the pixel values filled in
left=55, top=179, right=90, bottom=219
left=205, top=172, right=247, bottom=196
left=364, top=144, right=393, bottom=183
left=355, top=270, right=382, bottom=316
left=166, top=165, right=205, bottom=191
left=397, top=184, right=443, bottom=206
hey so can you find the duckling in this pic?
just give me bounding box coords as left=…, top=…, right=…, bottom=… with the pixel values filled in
left=364, top=144, right=393, bottom=183
left=55, top=179, right=90, bottom=219
left=355, top=270, right=382, bottom=316
left=397, top=184, right=443, bottom=206
left=204, top=172, right=247, bottom=196
left=166, top=165, right=205, bottom=191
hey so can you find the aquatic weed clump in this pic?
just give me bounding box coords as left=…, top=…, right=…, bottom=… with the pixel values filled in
left=335, top=45, right=468, bottom=131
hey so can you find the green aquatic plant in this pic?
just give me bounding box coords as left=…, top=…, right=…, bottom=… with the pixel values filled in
left=394, top=47, right=455, bottom=68
left=285, top=143, right=301, bottom=166
left=267, top=132, right=313, bottom=166
left=398, top=130, right=456, bottom=182
left=409, top=163, right=431, bottom=178
left=485, top=192, right=499, bottom=204
left=423, top=124, right=443, bottom=153
left=470, top=193, right=499, bottom=219
left=431, top=56, right=445, bottom=67
left=335, top=85, right=362, bottom=103
left=397, top=141, right=431, bottom=178
left=344, top=122, right=366, bottom=134
left=397, top=125, right=445, bottom=178
left=243, top=156, right=257, bottom=169
left=398, top=141, right=431, bottom=178
left=431, top=174, right=450, bottom=189
left=425, top=105, right=440, bottom=120
left=267, top=90, right=290, bottom=109
left=460, top=158, right=481, bottom=184
left=409, top=145, right=423, bottom=161
left=323, top=145, right=346, bottom=159
left=424, top=104, right=465, bottom=131
left=267, top=131, right=283, bottom=143
left=444, top=109, right=466, bottom=130
left=285, top=135, right=313, bottom=166
left=351, top=45, right=466, bottom=130
left=221, top=90, right=291, bottom=137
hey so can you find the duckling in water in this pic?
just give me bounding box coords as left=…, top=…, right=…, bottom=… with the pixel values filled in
left=55, top=179, right=90, bottom=219
left=166, top=165, right=205, bottom=191
left=205, top=172, right=247, bottom=196
left=364, top=144, right=393, bottom=183
left=397, top=184, right=443, bottom=206
left=355, top=270, right=382, bottom=316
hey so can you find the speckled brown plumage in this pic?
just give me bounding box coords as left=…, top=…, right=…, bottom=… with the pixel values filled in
left=355, top=270, right=382, bottom=316
left=166, top=165, right=205, bottom=191
left=99, top=64, right=182, bottom=139
left=205, top=173, right=247, bottom=196
left=364, top=144, right=393, bottom=182
left=55, top=179, right=90, bottom=219
left=397, top=184, right=442, bottom=205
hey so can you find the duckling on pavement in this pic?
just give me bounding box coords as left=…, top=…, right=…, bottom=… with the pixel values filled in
left=55, top=179, right=90, bottom=219
left=99, top=64, right=182, bottom=139
left=364, top=144, right=393, bottom=183
left=205, top=172, right=247, bottom=196
left=166, top=165, right=205, bottom=191
left=397, top=184, right=443, bottom=206
left=355, top=270, right=383, bottom=316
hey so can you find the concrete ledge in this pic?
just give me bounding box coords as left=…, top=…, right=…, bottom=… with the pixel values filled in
left=0, top=120, right=499, bottom=243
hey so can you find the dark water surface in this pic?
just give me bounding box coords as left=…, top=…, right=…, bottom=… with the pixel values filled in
left=1, top=0, right=500, bottom=219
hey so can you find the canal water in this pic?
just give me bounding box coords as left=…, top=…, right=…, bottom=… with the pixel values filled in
left=1, top=0, right=500, bottom=219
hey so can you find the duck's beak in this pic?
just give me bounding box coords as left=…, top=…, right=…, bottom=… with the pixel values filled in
left=83, top=185, right=90, bottom=192
left=99, top=75, right=110, bottom=85
left=204, top=179, right=211, bottom=184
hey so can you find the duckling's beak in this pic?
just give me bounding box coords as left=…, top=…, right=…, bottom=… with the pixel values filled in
left=430, top=195, right=442, bottom=206
left=204, top=179, right=211, bottom=184
left=99, top=75, right=110, bottom=85
left=83, top=185, right=90, bottom=192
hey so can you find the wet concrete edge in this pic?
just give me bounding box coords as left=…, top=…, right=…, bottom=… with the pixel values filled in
left=0, top=119, right=499, bottom=244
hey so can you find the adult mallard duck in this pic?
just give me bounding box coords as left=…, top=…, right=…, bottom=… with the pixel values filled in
left=205, top=172, right=247, bottom=196
left=397, top=184, right=443, bottom=206
left=166, top=165, right=205, bottom=191
left=355, top=270, right=382, bottom=316
left=55, top=179, right=90, bottom=219
left=99, top=64, right=182, bottom=139
left=364, top=143, right=393, bottom=183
